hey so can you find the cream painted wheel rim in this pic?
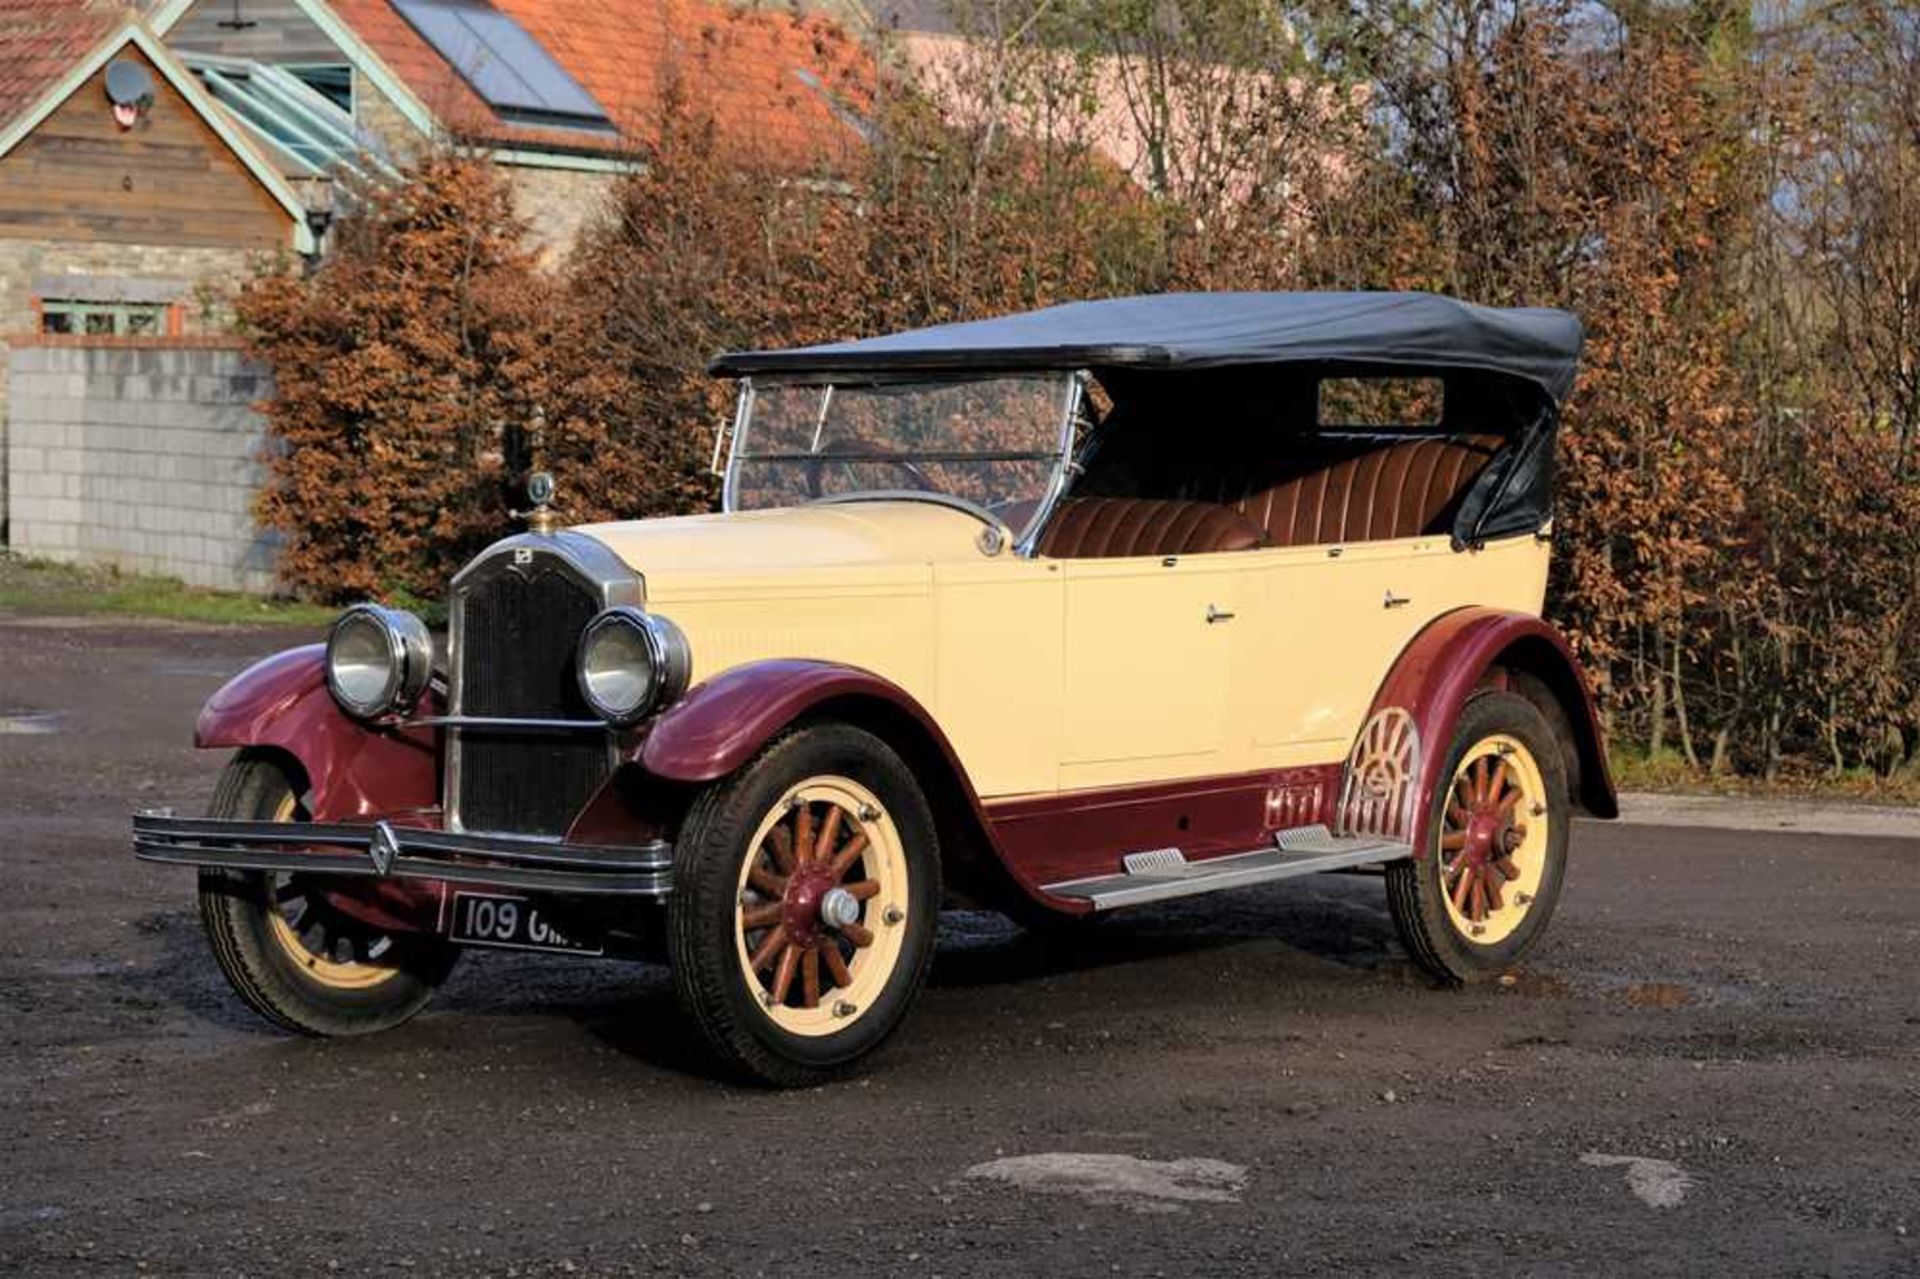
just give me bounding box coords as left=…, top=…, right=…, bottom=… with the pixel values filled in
left=732, top=776, right=910, bottom=1037
left=1438, top=734, right=1549, bottom=945
left=261, top=791, right=401, bottom=990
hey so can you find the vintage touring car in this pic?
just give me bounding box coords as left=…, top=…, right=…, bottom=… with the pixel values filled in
left=134, top=291, right=1616, bottom=1085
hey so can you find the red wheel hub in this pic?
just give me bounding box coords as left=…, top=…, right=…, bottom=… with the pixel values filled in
left=738, top=792, right=886, bottom=1013
left=780, top=863, right=839, bottom=948
left=1441, top=752, right=1532, bottom=927
left=1460, top=811, right=1504, bottom=869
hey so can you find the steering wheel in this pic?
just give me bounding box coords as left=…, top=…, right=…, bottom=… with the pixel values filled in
left=803, top=435, right=936, bottom=500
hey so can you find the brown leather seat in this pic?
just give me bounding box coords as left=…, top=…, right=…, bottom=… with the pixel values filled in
left=1179, top=434, right=1502, bottom=547
left=1036, top=497, right=1268, bottom=559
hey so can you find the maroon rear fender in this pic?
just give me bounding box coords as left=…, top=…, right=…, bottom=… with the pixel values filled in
left=195, top=644, right=440, bottom=822
left=1362, top=608, right=1616, bottom=859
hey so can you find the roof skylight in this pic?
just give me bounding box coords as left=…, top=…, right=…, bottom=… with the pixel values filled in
left=389, top=0, right=613, bottom=132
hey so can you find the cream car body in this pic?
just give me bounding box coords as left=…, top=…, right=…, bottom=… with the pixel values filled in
left=585, top=504, right=1550, bottom=798
left=135, top=291, right=1617, bottom=1085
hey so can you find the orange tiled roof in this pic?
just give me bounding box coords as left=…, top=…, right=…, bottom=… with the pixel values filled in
left=329, top=0, right=873, bottom=168
left=0, top=0, right=131, bottom=136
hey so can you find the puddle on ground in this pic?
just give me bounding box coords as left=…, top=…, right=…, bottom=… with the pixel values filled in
left=1622, top=981, right=1692, bottom=1009
left=1497, top=970, right=1576, bottom=998
left=1580, top=1152, right=1697, bottom=1208
left=965, top=1153, right=1247, bottom=1214
left=1499, top=969, right=1747, bottom=1009
left=0, top=711, right=59, bottom=735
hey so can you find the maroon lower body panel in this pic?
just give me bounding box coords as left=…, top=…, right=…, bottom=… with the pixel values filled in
left=983, top=764, right=1344, bottom=889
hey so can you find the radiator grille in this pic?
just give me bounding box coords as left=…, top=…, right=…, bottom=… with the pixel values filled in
left=453, top=556, right=609, bottom=835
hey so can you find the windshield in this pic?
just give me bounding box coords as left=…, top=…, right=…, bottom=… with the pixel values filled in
left=724, top=374, right=1078, bottom=529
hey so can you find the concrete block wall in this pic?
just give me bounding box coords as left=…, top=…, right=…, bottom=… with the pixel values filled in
left=0, top=237, right=266, bottom=534
left=5, top=341, right=279, bottom=593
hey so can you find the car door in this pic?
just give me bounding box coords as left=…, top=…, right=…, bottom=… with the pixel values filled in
left=931, top=555, right=1066, bottom=800
left=1235, top=533, right=1549, bottom=763
left=1056, top=553, right=1243, bottom=790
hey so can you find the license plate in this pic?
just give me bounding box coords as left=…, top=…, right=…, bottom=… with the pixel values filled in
left=447, top=892, right=603, bottom=955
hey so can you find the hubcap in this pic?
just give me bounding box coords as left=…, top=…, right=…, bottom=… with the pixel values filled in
left=1438, top=734, right=1549, bottom=945
left=819, top=886, right=862, bottom=931
left=732, top=776, right=909, bottom=1036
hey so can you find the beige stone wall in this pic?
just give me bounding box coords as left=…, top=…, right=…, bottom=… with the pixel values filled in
left=353, top=68, right=427, bottom=161
left=503, top=163, right=619, bottom=264
left=0, top=239, right=268, bottom=540
left=349, top=71, right=620, bottom=262
left=0, top=239, right=265, bottom=332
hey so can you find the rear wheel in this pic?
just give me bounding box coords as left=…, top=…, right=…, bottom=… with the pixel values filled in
left=668, top=724, right=940, bottom=1086
left=196, top=751, right=457, bottom=1036
left=1386, top=692, right=1569, bottom=984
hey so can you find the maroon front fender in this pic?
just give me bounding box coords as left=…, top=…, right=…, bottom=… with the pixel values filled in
left=195, top=645, right=440, bottom=822
left=638, top=660, right=1080, bottom=914
left=1366, top=608, right=1616, bottom=858
left=641, top=660, right=951, bottom=783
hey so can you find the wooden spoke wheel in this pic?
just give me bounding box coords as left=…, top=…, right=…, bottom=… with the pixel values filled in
left=732, top=776, right=910, bottom=1036
left=668, top=724, right=940, bottom=1087
left=1437, top=734, right=1549, bottom=946
left=1387, top=692, right=1569, bottom=984
left=196, top=751, right=456, bottom=1036
left=264, top=866, right=405, bottom=992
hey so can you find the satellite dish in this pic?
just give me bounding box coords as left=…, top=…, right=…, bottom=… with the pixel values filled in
left=104, top=60, right=155, bottom=129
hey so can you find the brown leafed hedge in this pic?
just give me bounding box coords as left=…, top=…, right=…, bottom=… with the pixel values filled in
left=238, top=0, right=1920, bottom=781
left=237, top=153, right=713, bottom=601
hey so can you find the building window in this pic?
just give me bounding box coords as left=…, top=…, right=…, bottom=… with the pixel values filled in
left=38, top=300, right=171, bottom=336
left=286, top=64, right=354, bottom=114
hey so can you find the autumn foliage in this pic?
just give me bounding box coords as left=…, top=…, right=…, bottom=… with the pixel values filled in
left=236, top=153, right=712, bottom=599
left=238, top=0, right=1920, bottom=782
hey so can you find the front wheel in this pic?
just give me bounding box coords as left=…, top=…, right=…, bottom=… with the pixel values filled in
left=196, top=751, right=458, bottom=1036
left=667, top=724, right=940, bottom=1086
left=1386, top=691, right=1570, bottom=984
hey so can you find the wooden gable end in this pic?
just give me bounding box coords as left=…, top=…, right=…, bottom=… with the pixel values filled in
left=0, top=44, right=294, bottom=251
left=164, top=0, right=346, bottom=64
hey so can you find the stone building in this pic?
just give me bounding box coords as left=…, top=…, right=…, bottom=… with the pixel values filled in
left=0, top=3, right=312, bottom=539
left=153, top=0, right=874, bottom=258
left=1, top=0, right=875, bottom=561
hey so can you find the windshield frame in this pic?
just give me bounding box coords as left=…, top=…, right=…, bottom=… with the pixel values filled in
left=720, top=371, right=1086, bottom=557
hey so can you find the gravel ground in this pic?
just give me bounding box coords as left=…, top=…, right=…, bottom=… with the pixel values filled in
left=3, top=615, right=1917, bottom=1276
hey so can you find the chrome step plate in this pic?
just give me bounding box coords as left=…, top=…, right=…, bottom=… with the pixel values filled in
left=1043, top=826, right=1412, bottom=911
left=1122, top=846, right=1187, bottom=874
left=1274, top=823, right=1354, bottom=854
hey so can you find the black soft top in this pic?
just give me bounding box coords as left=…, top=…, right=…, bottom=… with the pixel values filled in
left=710, top=291, right=1584, bottom=402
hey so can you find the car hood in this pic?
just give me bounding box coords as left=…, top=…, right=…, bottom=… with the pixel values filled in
left=571, top=501, right=998, bottom=596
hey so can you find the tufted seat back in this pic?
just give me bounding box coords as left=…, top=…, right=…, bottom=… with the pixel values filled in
left=1035, top=497, right=1268, bottom=559
left=1176, top=434, right=1503, bottom=548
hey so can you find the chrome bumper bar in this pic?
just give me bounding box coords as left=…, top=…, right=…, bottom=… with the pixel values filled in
left=131, top=812, right=673, bottom=897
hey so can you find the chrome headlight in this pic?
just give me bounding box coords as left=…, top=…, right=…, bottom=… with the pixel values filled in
left=325, top=603, right=432, bottom=720
left=577, top=607, right=692, bottom=727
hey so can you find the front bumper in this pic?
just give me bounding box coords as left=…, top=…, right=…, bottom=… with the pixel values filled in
left=132, top=812, right=672, bottom=897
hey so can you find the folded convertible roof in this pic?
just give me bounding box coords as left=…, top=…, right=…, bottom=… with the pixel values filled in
left=710, top=291, right=1584, bottom=401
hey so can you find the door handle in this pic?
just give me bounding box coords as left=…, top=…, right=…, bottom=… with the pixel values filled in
left=1383, top=590, right=1411, bottom=609
left=1206, top=604, right=1235, bottom=624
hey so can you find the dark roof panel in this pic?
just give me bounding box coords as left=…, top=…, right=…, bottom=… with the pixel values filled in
left=712, top=291, right=1585, bottom=400
left=391, top=0, right=609, bottom=128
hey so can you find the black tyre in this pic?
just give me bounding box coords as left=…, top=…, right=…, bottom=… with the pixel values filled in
left=1386, top=691, right=1570, bottom=984
left=196, top=751, right=458, bottom=1036
left=667, top=724, right=941, bottom=1087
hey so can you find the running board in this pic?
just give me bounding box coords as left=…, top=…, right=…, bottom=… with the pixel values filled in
left=1041, top=825, right=1412, bottom=911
